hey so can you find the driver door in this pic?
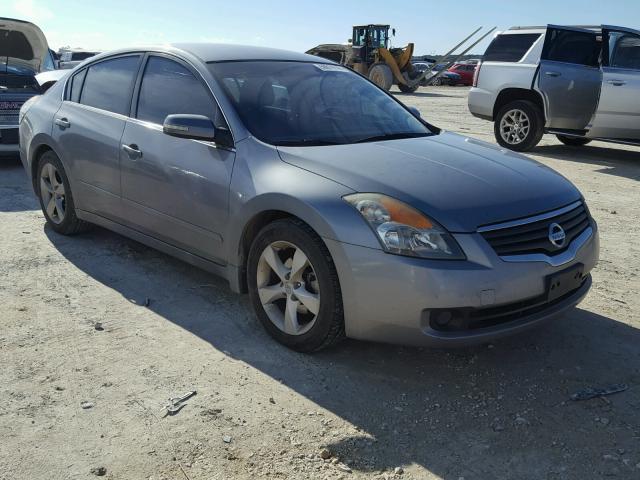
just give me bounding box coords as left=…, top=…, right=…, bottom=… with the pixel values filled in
left=536, top=25, right=602, bottom=131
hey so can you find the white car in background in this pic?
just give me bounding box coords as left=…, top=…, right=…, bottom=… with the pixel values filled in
left=57, top=49, right=101, bottom=70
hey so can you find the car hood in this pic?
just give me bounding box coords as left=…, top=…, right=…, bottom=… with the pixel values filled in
left=277, top=132, right=581, bottom=232
left=0, top=17, right=51, bottom=75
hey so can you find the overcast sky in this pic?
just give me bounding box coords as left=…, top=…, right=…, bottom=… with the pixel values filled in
left=6, top=0, right=640, bottom=55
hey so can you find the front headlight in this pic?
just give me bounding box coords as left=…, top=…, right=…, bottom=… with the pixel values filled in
left=344, top=193, right=465, bottom=260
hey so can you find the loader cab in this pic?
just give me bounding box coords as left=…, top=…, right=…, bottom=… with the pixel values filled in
left=352, top=24, right=391, bottom=64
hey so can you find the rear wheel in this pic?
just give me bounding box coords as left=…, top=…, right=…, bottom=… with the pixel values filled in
left=368, top=62, right=393, bottom=91
left=247, top=219, right=344, bottom=352
left=556, top=135, right=592, bottom=146
left=37, top=151, right=90, bottom=235
left=494, top=100, right=544, bottom=152
left=432, top=77, right=443, bottom=86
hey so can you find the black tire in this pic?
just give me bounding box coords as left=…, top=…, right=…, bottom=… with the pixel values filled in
left=247, top=218, right=344, bottom=352
left=398, top=83, right=419, bottom=93
left=36, top=151, right=91, bottom=235
left=432, top=77, right=443, bottom=86
left=556, top=135, right=592, bottom=146
left=494, top=100, right=544, bottom=152
left=368, top=62, right=393, bottom=91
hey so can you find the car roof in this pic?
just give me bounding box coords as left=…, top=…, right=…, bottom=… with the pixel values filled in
left=170, top=43, right=333, bottom=64
left=84, top=43, right=334, bottom=66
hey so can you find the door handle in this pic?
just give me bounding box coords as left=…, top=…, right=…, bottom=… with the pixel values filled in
left=544, top=71, right=561, bottom=77
left=54, top=117, right=70, bottom=129
left=607, top=79, right=627, bottom=86
left=122, top=144, right=142, bottom=159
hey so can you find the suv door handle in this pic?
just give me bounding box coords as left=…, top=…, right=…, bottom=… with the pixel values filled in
left=122, top=144, right=142, bottom=159
left=54, top=118, right=70, bottom=129
left=544, top=71, right=561, bottom=77
left=607, top=79, right=627, bottom=86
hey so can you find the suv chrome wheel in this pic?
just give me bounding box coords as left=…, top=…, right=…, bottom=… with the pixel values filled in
left=256, top=241, right=321, bottom=336
left=499, top=108, right=531, bottom=145
left=40, top=163, right=66, bottom=224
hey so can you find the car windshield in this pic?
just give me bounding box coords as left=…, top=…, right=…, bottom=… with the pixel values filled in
left=208, top=61, right=432, bottom=146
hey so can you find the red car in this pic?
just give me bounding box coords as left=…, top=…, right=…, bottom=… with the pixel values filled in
left=447, top=62, right=477, bottom=86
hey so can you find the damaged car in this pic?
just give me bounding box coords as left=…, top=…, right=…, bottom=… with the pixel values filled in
left=1, top=17, right=56, bottom=155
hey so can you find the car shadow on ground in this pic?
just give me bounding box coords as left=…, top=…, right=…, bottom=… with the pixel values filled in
left=45, top=225, right=640, bottom=479
left=534, top=143, right=640, bottom=182
left=0, top=156, right=40, bottom=212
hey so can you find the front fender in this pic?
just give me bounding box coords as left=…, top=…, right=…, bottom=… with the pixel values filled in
left=224, top=138, right=383, bottom=268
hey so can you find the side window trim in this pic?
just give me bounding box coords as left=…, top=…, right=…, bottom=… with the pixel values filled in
left=76, top=53, right=144, bottom=117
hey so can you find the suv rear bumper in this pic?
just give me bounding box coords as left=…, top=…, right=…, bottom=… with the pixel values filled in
left=468, top=87, right=495, bottom=121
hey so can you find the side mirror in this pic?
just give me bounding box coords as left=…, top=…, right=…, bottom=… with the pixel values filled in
left=163, top=114, right=233, bottom=147
left=348, top=38, right=353, bottom=43
left=408, top=106, right=421, bottom=118
left=392, top=28, right=396, bottom=37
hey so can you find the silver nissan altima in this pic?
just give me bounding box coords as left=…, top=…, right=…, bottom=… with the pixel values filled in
left=19, top=44, right=599, bottom=351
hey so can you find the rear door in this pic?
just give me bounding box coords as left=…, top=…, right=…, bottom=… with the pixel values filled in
left=590, top=26, right=640, bottom=140
left=537, top=25, right=602, bottom=131
left=52, top=54, right=142, bottom=220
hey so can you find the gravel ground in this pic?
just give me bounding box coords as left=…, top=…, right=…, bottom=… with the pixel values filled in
left=1, top=86, right=639, bottom=480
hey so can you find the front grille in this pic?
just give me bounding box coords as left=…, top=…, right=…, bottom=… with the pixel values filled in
left=480, top=202, right=590, bottom=256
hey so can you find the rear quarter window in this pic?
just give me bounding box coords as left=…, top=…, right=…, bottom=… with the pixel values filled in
left=483, top=33, right=541, bottom=62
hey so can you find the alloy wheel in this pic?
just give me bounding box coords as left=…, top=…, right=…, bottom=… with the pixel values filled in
left=256, top=241, right=321, bottom=336
left=499, top=108, right=531, bottom=145
left=40, top=163, right=66, bottom=224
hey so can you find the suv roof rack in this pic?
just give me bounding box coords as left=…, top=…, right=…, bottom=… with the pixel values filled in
left=508, top=25, right=601, bottom=31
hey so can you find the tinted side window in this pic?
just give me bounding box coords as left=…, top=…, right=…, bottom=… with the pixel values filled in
left=542, top=29, right=600, bottom=66
left=609, top=33, right=640, bottom=70
left=483, top=34, right=541, bottom=62
left=68, top=68, right=87, bottom=103
left=137, top=56, right=216, bottom=125
left=80, top=56, right=141, bottom=115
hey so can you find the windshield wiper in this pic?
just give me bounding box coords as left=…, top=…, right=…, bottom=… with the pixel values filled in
left=354, top=132, right=431, bottom=143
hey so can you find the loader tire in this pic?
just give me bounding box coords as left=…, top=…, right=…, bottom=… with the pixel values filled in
left=369, top=63, right=393, bottom=91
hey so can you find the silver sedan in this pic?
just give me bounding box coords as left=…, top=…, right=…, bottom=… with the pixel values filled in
left=19, top=44, right=599, bottom=351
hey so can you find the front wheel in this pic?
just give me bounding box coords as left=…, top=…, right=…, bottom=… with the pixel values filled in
left=247, top=219, right=344, bottom=352
left=494, top=100, right=544, bottom=152
left=556, top=135, right=592, bottom=146
left=398, top=83, right=419, bottom=93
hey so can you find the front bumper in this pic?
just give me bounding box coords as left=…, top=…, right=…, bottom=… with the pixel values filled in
left=324, top=225, right=599, bottom=347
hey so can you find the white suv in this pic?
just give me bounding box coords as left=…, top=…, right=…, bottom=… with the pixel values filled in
left=468, top=25, right=640, bottom=151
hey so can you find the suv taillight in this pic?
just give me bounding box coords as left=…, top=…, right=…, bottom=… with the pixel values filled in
left=472, top=62, right=482, bottom=87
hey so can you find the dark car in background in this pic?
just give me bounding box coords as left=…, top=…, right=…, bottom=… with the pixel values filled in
left=0, top=17, right=55, bottom=155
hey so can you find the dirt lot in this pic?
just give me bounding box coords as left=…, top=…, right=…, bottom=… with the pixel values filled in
left=1, top=86, right=639, bottom=480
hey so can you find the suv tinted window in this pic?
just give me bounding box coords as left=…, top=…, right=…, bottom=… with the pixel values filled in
left=609, top=33, right=640, bottom=69
left=69, top=68, right=87, bottom=103
left=483, top=34, right=541, bottom=62
left=542, top=29, right=600, bottom=67
left=136, top=56, right=216, bottom=125
left=80, top=55, right=140, bottom=115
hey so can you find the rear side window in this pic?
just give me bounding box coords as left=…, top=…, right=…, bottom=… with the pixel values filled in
left=80, top=55, right=141, bottom=115
left=136, top=56, right=217, bottom=125
left=68, top=68, right=87, bottom=103
left=542, top=29, right=600, bottom=67
left=483, top=34, right=541, bottom=62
